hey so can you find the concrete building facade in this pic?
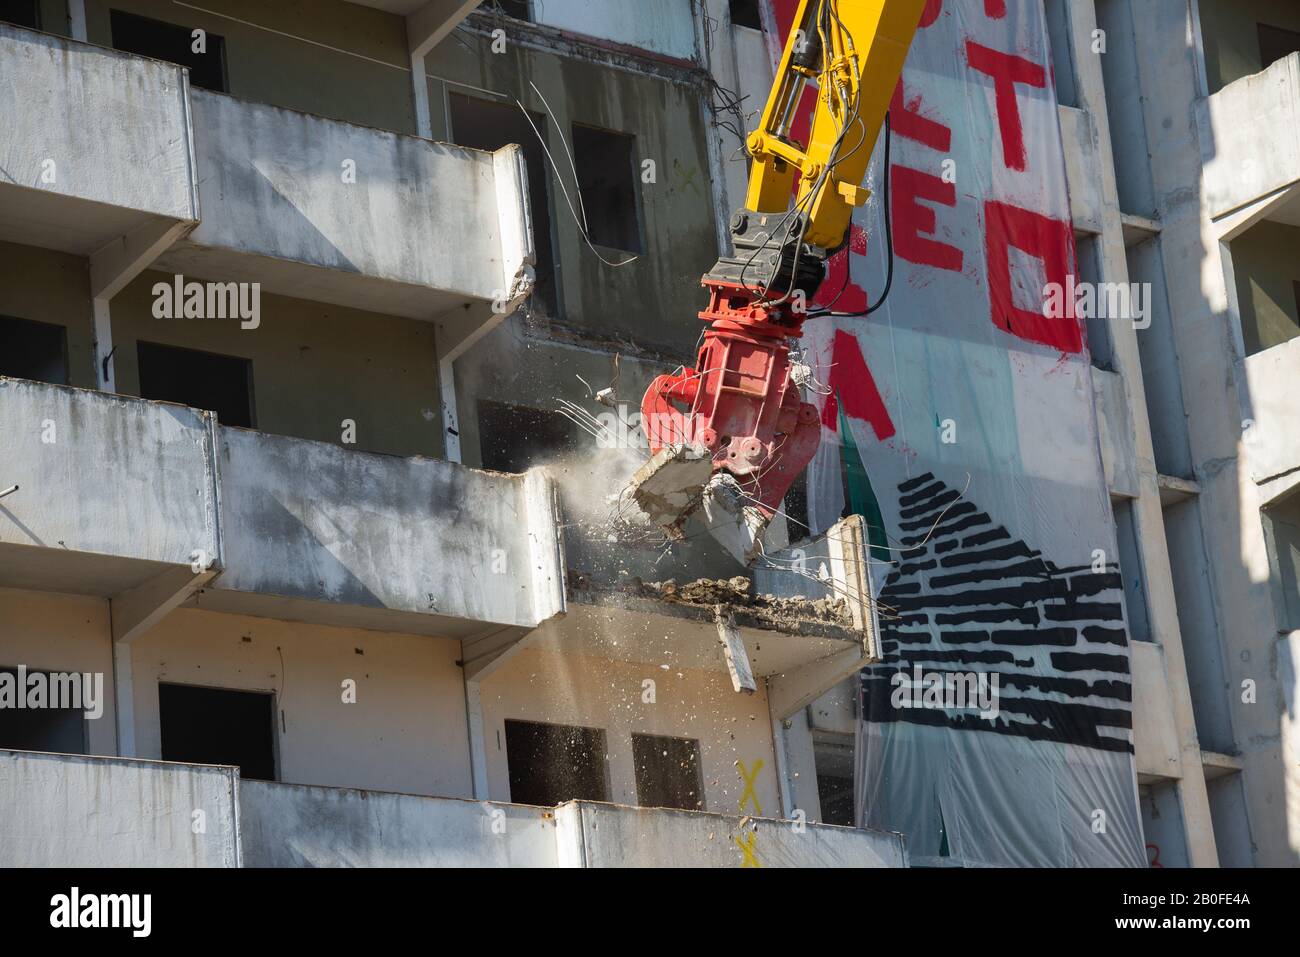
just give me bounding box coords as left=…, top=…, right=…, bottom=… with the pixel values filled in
left=0, top=0, right=1296, bottom=867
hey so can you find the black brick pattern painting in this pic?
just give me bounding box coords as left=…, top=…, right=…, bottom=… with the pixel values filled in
left=861, top=473, right=1135, bottom=754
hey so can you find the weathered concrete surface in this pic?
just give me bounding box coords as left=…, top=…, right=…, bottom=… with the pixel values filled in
left=240, top=780, right=557, bottom=867
left=1198, top=52, right=1300, bottom=220
left=213, top=427, right=565, bottom=631
left=528, top=0, right=698, bottom=60
left=1130, top=640, right=1181, bottom=783
left=0, top=750, right=240, bottom=867
left=0, top=23, right=197, bottom=255
left=157, top=90, right=533, bottom=320
left=1092, top=367, right=1140, bottom=499
left=1060, top=105, right=1104, bottom=234
left=0, top=379, right=220, bottom=594
left=1243, top=335, right=1300, bottom=488
left=554, top=801, right=907, bottom=868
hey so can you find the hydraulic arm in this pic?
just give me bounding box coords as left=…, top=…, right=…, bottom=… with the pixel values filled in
left=634, top=0, right=925, bottom=562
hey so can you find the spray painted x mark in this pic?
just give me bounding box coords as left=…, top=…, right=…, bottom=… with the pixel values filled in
left=734, top=831, right=761, bottom=868
left=737, top=759, right=763, bottom=816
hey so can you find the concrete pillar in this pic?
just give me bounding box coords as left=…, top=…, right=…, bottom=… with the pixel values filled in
left=1065, top=0, right=1217, bottom=866
left=112, top=642, right=135, bottom=757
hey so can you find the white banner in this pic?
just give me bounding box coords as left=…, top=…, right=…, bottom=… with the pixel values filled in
left=761, top=0, right=1145, bottom=867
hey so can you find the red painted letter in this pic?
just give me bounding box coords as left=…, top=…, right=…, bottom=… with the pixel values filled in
left=984, top=200, right=1082, bottom=354
left=891, top=80, right=952, bottom=153
left=822, top=329, right=896, bottom=441
left=892, top=165, right=963, bottom=272
left=965, top=41, right=1046, bottom=172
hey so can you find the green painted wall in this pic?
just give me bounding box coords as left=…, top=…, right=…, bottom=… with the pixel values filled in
left=84, top=0, right=416, bottom=133
left=0, top=242, right=96, bottom=389
left=1231, top=220, right=1300, bottom=356
left=1201, top=0, right=1300, bottom=92
left=111, top=269, right=444, bottom=459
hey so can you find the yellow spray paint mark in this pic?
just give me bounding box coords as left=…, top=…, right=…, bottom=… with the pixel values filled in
left=737, top=758, right=763, bottom=816
left=734, top=831, right=761, bottom=868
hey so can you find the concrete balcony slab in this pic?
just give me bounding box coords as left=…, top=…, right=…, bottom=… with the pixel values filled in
left=156, top=90, right=533, bottom=351
left=0, top=24, right=198, bottom=263
left=1198, top=52, right=1300, bottom=226
left=201, top=426, right=565, bottom=635
left=0, top=378, right=219, bottom=599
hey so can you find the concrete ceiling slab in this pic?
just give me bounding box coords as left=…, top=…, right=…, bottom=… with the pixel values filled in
left=0, top=185, right=164, bottom=257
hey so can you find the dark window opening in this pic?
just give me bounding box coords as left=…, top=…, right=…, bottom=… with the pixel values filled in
left=632, top=733, right=704, bottom=811
left=136, top=341, right=255, bottom=428
left=572, top=124, right=642, bottom=253
left=0, top=0, right=39, bottom=29
left=158, top=683, right=276, bottom=780
left=0, top=667, right=87, bottom=755
left=110, top=9, right=227, bottom=92
left=817, top=773, right=854, bottom=826
left=486, top=0, right=531, bottom=21
left=477, top=398, right=581, bottom=473
left=730, top=0, right=763, bottom=31
left=449, top=93, right=557, bottom=316
left=814, top=739, right=854, bottom=826
left=504, top=719, right=607, bottom=806
left=1259, top=23, right=1300, bottom=72
left=1112, top=496, right=1152, bottom=642
left=0, top=316, right=69, bottom=385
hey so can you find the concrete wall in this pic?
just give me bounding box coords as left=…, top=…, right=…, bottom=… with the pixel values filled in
left=1130, top=639, right=1181, bottom=781
left=241, top=780, right=557, bottom=866
left=532, top=0, right=698, bottom=61
left=164, top=89, right=524, bottom=313
left=1198, top=52, right=1300, bottom=220
left=0, top=588, right=117, bottom=756
left=429, top=18, right=718, bottom=360
left=0, top=749, right=240, bottom=866
left=554, top=801, right=907, bottom=868
left=479, top=644, right=782, bottom=815
left=0, top=378, right=220, bottom=572
left=109, top=269, right=445, bottom=459
left=1230, top=220, right=1300, bottom=356
left=0, top=21, right=196, bottom=227
left=84, top=0, right=416, bottom=133
left=1200, top=0, right=1300, bottom=92
left=0, top=242, right=97, bottom=389
left=215, top=427, right=564, bottom=629
left=1060, top=105, right=1104, bottom=233
left=1244, top=334, right=1300, bottom=485
left=1094, top=367, right=1140, bottom=499
left=1119, top=0, right=1295, bottom=864
left=128, top=607, right=474, bottom=796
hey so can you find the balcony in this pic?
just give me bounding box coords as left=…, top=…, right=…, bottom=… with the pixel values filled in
left=0, top=379, right=219, bottom=611
left=0, top=24, right=198, bottom=260
left=1198, top=52, right=1300, bottom=227
left=1243, top=335, right=1300, bottom=493
left=541, top=516, right=880, bottom=722
left=154, top=89, right=533, bottom=350
left=0, top=749, right=907, bottom=867
left=207, top=425, right=565, bottom=634
left=0, top=380, right=564, bottom=635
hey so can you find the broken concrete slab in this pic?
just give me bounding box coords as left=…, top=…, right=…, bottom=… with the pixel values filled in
left=627, top=444, right=712, bottom=539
